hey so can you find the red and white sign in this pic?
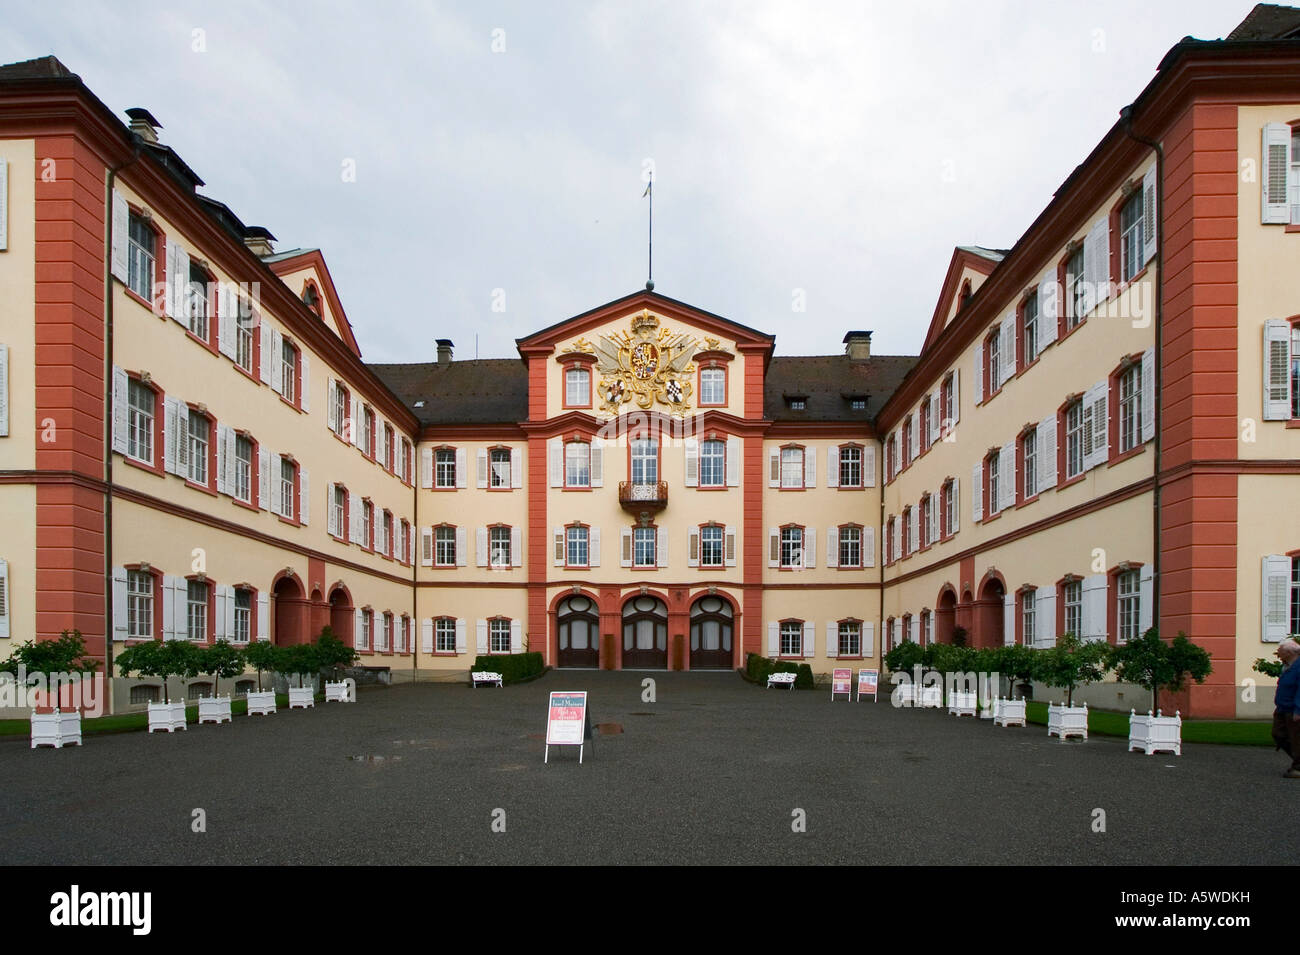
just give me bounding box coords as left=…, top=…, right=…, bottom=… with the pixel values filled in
left=546, top=691, right=588, bottom=745
left=831, top=667, right=853, bottom=700
left=857, top=669, right=879, bottom=702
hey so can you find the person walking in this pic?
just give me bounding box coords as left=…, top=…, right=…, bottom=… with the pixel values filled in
left=1273, top=638, right=1300, bottom=778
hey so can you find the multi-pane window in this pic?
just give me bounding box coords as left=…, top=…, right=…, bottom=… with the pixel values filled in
left=235, top=308, right=254, bottom=373
left=435, top=526, right=456, bottom=566
left=490, top=618, right=511, bottom=654
left=838, top=621, right=861, bottom=657
left=186, top=579, right=208, bottom=642
left=490, top=448, right=511, bottom=488
left=126, top=570, right=153, bottom=639
left=362, top=408, right=374, bottom=457
left=1118, top=569, right=1141, bottom=643
left=1119, top=364, right=1142, bottom=453
left=780, top=447, right=804, bottom=488
left=127, top=379, right=154, bottom=464
left=1023, top=294, right=1039, bottom=365
left=901, top=508, right=912, bottom=556
left=381, top=613, right=393, bottom=652
left=280, top=340, right=296, bottom=405
left=126, top=213, right=155, bottom=301
left=187, top=263, right=209, bottom=341
left=565, top=441, right=590, bottom=488
left=987, top=328, right=1002, bottom=393
left=839, top=525, right=861, bottom=567
left=400, top=522, right=411, bottom=564
left=631, top=439, right=658, bottom=484
left=987, top=452, right=1000, bottom=515
left=234, top=435, right=252, bottom=503
left=1120, top=191, right=1144, bottom=283
left=839, top=445, right=862, bottom=487
left=331, top=485, right=346, bottom=535
left=943, top=481, right=956, bottom=538
left=780, top=621, right=803, bottom=657
left=435, top=449, right=457, bottom=488
left=1023, top=428, right=1038, bottom=498
left=1066, top=247, right=1086, bottom=327
left=384, top=425, right=395, bottom=471
left=699, top=439, right=725, bottom=487
left=187, top=411, right=208, bottom=485
left=633, top=527, right=656, bottom=567
left=359, top=610, right=371, bottom=651
left=332, top=385, right=349, bottom=439
left=566, top=525, right=589, bottom=567
left=901, top=419, right=912, bottom=467
left=490, top=526, right=511, bottom=568
left=885, top=517, right=895, bottom=564
left=1292, top=326, right=1300, bottom=420
left=1022, top=591, right=1037, bottom=647
left=942, top=374, right=955, bottom=433
left=1066, top=401, right=1084, bottom=478
left=700, top=525, right=723, bottom=567
left=923, top=612, right=933, bottom=646
left=1064, top=579, right=1082, bottom=637
left=382, top=512, right=393, bottom=555
left=361, top=500, right=373, bottom=548
left=278, top=458, right=295, bottom=519
left=233, top=588, right=251, bottom=643
left=920, top=398, right=932, bottom=450
left=401, top=440, right=412, bottom=482
left=780, top=527, right=804, bottom=569
left=886, top=436, right=896, bottom=481
left=700, top=367, right=725, bottom=405
left=565, top=368, right=590, bottom=406
left=436, top=618, right=456, bottom=653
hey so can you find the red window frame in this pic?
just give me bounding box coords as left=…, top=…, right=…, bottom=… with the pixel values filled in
left=778, top=444, right=806, bottom=491
left=122, top=563, right=165, bottom=642
left=837, top=523, right=864, bottom=569
left=697, top=362, right=729, bottom=408
left=563, top=522, right=591, bottom=570
left=561, top=361, right=594, bottom=410
left=121, top=373, right=167, bottom=478
left=182, top=403, right=219, bottom=496
left=182, top=573, right=217, bottom=645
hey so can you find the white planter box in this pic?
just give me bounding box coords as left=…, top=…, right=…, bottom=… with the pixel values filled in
left=30, top=709, right=82, bottom=749
left=148, top=700, right=188, bottom=733
left=246, top=690, right=276, bottom=716
left=993, top=697, right=1027, bottom=727
left=918, top=684, right=943, bottom=708
left=197, top=695, right=232, bottom=724
left=1047, top=702, right=1088, bottom=740
left=1129, top=709, right=1182, bottom=756
left=324, top=681, right=353, bottom=703
left=947, top=690, right=977, bottom=717
left=288, top=686, right=315, bottom=709
left=891, top=682, right=916, bottom=706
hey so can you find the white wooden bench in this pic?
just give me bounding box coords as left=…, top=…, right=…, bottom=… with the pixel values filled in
left=472, top=671, right=504, bottom=688
left=767, top=672, right=797, bottom=689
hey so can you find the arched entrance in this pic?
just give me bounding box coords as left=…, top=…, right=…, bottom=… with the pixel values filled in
left=272, top=575, right=306, bottom=646
left=622, top=595, right=668, bottom=669
left=976, top=575, right=1006, bottom=649
left=689, top=594, right=734, bottom=669
left=557, top=594, right=600, bottom=668
left=329, top=586, right=355, bottom=647
left=936, top=586, right=957, bottom=645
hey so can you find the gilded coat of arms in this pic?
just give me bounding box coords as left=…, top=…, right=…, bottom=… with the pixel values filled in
left=588, top=310, right=699, bottom=415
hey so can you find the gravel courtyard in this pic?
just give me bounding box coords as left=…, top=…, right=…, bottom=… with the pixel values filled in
left=0, top=671, right=1289, bottom=865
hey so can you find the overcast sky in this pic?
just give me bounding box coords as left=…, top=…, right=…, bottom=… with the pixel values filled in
left=3, top=1, right=1256, bottom=362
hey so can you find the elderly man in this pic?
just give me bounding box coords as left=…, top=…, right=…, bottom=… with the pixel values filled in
left=1273, top=638, right=1300, bottom=778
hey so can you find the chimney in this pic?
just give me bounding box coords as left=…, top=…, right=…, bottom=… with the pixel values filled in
left=243, top=226, right=276, bottom=258
left=436, top=339, right=454, bottom=365
left=125, top=107, right=163, bottom=145
left=843, top=330, right=872, bottom=360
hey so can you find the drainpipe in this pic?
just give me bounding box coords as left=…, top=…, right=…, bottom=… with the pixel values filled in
left=877, top=434, right=886, bottom=662
left=1120, top=105, right=1163, bottom=634
left=412, top=438, right=418, bottom=682
left=102, top=143, right=142, bottom=714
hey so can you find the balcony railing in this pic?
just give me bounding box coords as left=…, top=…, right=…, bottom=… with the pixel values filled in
left=618, top=481, right=668, bottom=510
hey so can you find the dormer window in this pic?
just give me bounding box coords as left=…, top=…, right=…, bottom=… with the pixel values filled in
left=850, top=398, right=866, bottom=411
left=786, top=395, right=807, bottom=411
left=302, top=282, right=321, bottom=316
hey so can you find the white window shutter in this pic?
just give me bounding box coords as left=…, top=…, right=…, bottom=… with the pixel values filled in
left=768, top=448, right=780, bottom=487
left=300, top=353, right=310, bottom=412
left=863, top=526, right=875, bottom=568
left=455, top=619, right=467, bottom=654
left=476, top=448, right=488, bottom=488
left=928, top=498, right=938, bottom=545
left=803, top=620, right=816, bottom=658
left=549, top=438, right=563, bottom=487
left=476, top=619, right=488, bottom=654
left=1038, top=276, right=1058, bottom=347
left=950, top=479, right=959, bottom=535
left=510, top=620, right=522, bottom=653
left=256, top=593, right=269, bottom=641
left=327, top=379, right=338, bottom=433
left=862, top=622, right=875, bottom=658
left=768, top=527, right=779, bottom=568
left=1039, top=414, right=1057, bottom=490
left=165, top=240, right=180, bottom=320
left=111, top=364, right=128, bottom=454
left=688, top=527, right=699, bottom=568
left=863, top=445, right=876, bottom=487
left=590, top=526, right=601, bottom=567
left=298, top=469, right=309, bottom=525
left=1034, top=587, right=1055, bottom=649
left=590, top=440, right=604, bottom=487
left=223, top=427, right=237, bottom=496
left=804, top=446, right=816, bottom=487
left=270, top=456, right=284, bottom=516
left=971, top=461, right=983, bottom=523
left=347, top=394, right=359, bottom=446
left=909, top=416, right=920, bottom=460
left=826, top=621, right=837, bottom=658
left=826, top=526, right=838, bottom=568
left=415, top=446, right=430, bottom=488
left=1142, top=164, right=1158, bottom=263
left=827, top=445, right=839, bottom=487
left=419, top=527, right=432, bottom=565
left=684, top=437, right=698, bottom=487
left=327, top=484, right=339, bottom=536
left=218, top=285, right=235, bottom=358
left=111, top=188, right=129, bottom=281
left=511, top=526, right=522, bottom=567
left=553, top=527, right=565, bottom=567
left=215, top=424, right=229, bottom=495
left=270, top=329, right=284, bottom=395
left=973, top=341, right=983, bottom=403
left=1262, top=122, right=1291, bottom=224
left=1263, top=555, right=1290, bottom=641
left=111, top=567, right=128, bottom=641
left=804, top=527, right=815, bottom=568
left=1083, top=217, right=1110, bottom=313
left=421, top=619, right=433, bottom=654
left=350, top=491, right=362, bottom=543
left=892, top=518, right=901, bottom=563
left=1000, top=314, right=1015, bottom=384
left=0, top=346, right=8, bottom=438
left=476, top=527, right=488, bottom=567
left=511, top=447, right=523, bottom=488
left=1263, top=320, right=1292, bottom=420
left=259, top=321, right=273, bottom=384
left=163, top=396, right=179, bottom=474
left=911, top=615, right=920, bottom=645
left=726, top=436, right=741, bottom=486
left=1000, top=441, right=1015, bottom=512
left=621, top=528, right=633, bottom=568
left=657, top=526, right=668, bottom=568
left=1003, top=593, right=1015, bottom=645
left=456, top=447, right=467, bottom=489
left=257, top=449, right=270, bottom=509
left=1081, top=574, right=1108, bottom=641
left=161, top=574, right=176, bottom=640
left=724, top=526, right=736, bottom=567
left=1090, top=380, right=1109, bottom=468
left=1138, top=564, right=1154, bottom=635
left=1140, top=347, right=1155, bottom=441
left=455, top=526, right=467, bottom=566
left=767, top=621, right=779, bottom=656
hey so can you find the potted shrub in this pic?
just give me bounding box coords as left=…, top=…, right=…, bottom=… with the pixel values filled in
left=1111, top=628, right=1212, bottom=756
left=196, top=640, right=244, bottom=724
left=317, top=628, right=360, bottom=702
left=884, top=640, right=926, bottom=707
left=117, top=639, right=198, bottom=732
left=1, top=630, right=98, bottom=749
left=1037, top=634, right=1109, bottom=740
left=930, top=643, right=975, bottom=711
left=242, top=640, right=281, bottom=715
left=282, top=643, right=321, bottom=708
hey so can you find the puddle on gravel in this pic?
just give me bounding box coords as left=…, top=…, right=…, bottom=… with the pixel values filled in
left=348, top=755, right=402, bottom=762
left=595, top=722, right=624, bottom=735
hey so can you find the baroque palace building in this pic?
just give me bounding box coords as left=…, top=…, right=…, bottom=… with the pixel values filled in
left=2, top=4, right=1300, bottom=718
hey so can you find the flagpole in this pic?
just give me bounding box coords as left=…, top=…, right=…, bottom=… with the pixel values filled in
left=646, top=176, right=654, bottom=290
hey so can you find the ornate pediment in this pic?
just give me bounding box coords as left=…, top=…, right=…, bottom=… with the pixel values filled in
left=580, top=310, right=700, bottom=416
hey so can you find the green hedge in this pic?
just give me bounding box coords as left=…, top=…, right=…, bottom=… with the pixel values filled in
left=471, top=652, right=545, bottom=685
left=745, top=653, right=814, bottom=690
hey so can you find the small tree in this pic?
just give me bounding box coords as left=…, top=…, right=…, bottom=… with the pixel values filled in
left=199, top=641, right=246, bottom=698
left=1037, top=633, right=1110, bottom=706
left=0, top=629, right=100, bottom=678
left=281, top=642, right=322, bottom=689
left=995, top=644, right=1039, bottom=700
left=115, top=640, right=163, bottom=701
left=1109, top=628, right=1213, bottom=714
left=884, top=639, right=925, bottom=674
left=316, top=627, right=359, bottom=682
left=243, top=640, right=282, bottom=692
left=156, top=640, right=202, bottom=704
left=1254, top=657, right=1284, bottom=679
